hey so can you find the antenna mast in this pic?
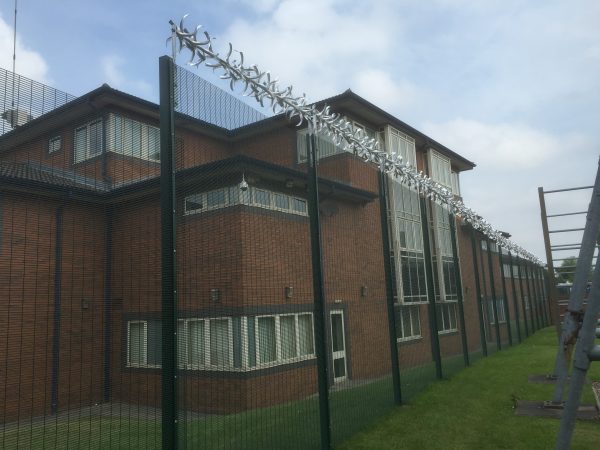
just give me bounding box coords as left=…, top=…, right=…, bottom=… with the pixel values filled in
left=11, top=0, right=18, bottom=108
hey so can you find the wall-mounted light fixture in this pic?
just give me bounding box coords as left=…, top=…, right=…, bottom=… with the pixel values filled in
left=239, top=173, right=249, bottom=192
left=81, top=299, right=90, bottom=310
left=284, top=286, right=293, bottom=300
left=210, top=288, right=221, bottom=302
left=361, top=285, right=368, bottom=297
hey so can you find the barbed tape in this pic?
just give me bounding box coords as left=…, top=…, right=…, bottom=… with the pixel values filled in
left=168, top=17, right=542, bottom=265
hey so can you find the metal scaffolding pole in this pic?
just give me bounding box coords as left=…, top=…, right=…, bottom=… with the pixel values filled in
left=551, top=160, right=600, bottom=406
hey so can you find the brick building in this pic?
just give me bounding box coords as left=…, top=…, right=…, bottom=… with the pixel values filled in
left=0, top=82, right=545, bottom=423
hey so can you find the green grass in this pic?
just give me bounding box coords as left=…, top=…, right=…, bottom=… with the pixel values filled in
left=3, top=328, right=597, bottom=449
left=339, top=327, right=600, bottom=450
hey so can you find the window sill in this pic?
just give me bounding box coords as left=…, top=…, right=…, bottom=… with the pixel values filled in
left=437, top=329, right=459, bottom=336
left=125, top=355, right=317, bottom=373
left=396, top=336, right=423, bottom=345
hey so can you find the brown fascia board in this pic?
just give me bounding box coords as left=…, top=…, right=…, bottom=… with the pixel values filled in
left=0, top=84, right=233, bottom=152
left=0, top=84, right=475, bottom=172
left=230, top=90, right=476, bottom=172
left=315, top=90, right=476, bottom=172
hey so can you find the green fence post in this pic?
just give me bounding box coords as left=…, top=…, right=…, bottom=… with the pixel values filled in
left=498, top=247, right=513, bottom=346
left=378, top=172, right=403, bottom=404
left=517, top=257, right=530, bottom=337
left=470, top=229, right=487, bottom=357
left=159, top=55, right=178, bottom=450
left=538, top=266, right=549, bottom=327
left=449, top=213, right=469, bottom=367
left=523, top=261, right=536, bottom=333
left=419, top=196, right=442, bottom=379
left=306, top=131, right=332, bottom=450
left=530, top=262, right=541, bottom=331
left=486, top=239, right=502, bottom=350
left=508, top=252, right=522, bottom=343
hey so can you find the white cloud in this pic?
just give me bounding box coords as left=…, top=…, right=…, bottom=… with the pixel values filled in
left=0, top=13, right=48, bottom=82
left=101, top=54, right=152, bottom=98
left=222, top=0, right=400, bottom=102
left=353, top=69, right=422, bottom=116
left=422, top=118, right=567, bottom=170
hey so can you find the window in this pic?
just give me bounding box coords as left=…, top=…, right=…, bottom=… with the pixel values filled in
left=503, top=263, right=512, bottom=278
left=297, top=129, right=348, bottom=163
left=106, top=113, right=160, bottom=162
left=128, top=313, right=314, bottom=371
left=127, top=320, right=161, bottom=367
left=389, top=181, right=428, bottom=304
left=436, top=303, right=458, bottom=333
left=513, top=264, right=521, bottom=278
left=74, top=119, right=103, bottom=163
left=248, top=313, right=315, bottom=369
left=428, top=149, right=452, bottom=189
left=395, top=304, right=421, bottom=341
left=451, top=171, right=460, bottom=196
left=384, top=126, right=416, bottom=167
left=488, top=297, right=507, bottom=324
left=184, top=185, right=308, bottom=217
left=48, top=135, right=62, bottom=154
left=432, top=203, right=460, bottom=333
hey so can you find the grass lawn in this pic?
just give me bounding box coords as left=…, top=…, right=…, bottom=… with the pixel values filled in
left=4, top=327, right=597, bottom=449
left=339, top=327, right=600, bottom=450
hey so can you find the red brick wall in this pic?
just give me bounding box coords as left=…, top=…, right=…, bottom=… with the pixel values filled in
left=0, top=192, right=105, bottom=422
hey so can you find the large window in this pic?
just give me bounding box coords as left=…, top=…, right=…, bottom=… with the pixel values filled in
left=74, top=119, right=103, bottom=163
left=395, top=304, right=421, bottom=341
left=390, top=181, right=428, bottom=304
left=127, top=320, right=162, bottom=368
left=387, top=177, right=426, bottom=341
left=384, top=126, right=416, bottom=167
left=428, top=149, right=452, bottom=189
left=432, top=203, right=460, bottom=333
left=127, top=313, right=315, bottom=371
left=184, top=185, right=308, bottom=217
left=451, top=171, right=460, bottom=196
left=107, top=113, right=160, bottom=162
left=488, top=297, right=507, bottom=324
left=297, top=119, right=376, bottom=163
left=436, top=303, right=458, bottom=333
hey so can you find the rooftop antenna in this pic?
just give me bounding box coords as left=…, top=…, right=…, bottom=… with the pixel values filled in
left=11, top=0, right=18, bottom=109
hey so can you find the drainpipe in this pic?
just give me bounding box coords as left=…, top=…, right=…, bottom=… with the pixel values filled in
left=50, top=205, right=63, bottom=414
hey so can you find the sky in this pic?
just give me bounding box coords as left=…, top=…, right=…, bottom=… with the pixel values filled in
left=0, top=0, right=598, bottom=265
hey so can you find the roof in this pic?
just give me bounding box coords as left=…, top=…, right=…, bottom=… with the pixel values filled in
left=0, top=83, right=475, bottom=171
left=0, top=156, right=377, bottom=205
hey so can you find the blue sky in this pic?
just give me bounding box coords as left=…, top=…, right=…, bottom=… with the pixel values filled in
left=1, top=0, right=598, bottom=264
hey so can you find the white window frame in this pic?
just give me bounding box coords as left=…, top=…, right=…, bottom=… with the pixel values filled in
left=128, top=313, right=315, bottom=372
left=489, top=298, right=507, bottom=324
left=48, top=135, right=62, bottom=154
left=106, top=113, right=160, bottom=162
left=396, top=304, right=422, bottom=342
left=437, top=302, right=459, bottom=334
left=428, top=149, right=452, bottom=189
left=184, top=185, right=308, bottom=217
left=383, top=126, right=416, bottom=168
left=451, top=171, right=460, bottom=196
left=250, top=313, right=316, bottom=369
left=388, top=179, right=428, bottom=306
left=127, top=320, right=148, bottom=368
left=74, top=119, right=103, bottom=163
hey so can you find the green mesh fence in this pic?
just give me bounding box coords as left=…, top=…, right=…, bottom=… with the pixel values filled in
left=0, top=61, right=549, bottom=450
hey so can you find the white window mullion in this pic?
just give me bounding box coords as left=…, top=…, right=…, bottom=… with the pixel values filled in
left=275, top=315, right=282, bottom=362
left=228, top=318, right=234, bottom=368
left=241, top=316, right=248, bottom=370
left=204, top=319, right=210, bottom=367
